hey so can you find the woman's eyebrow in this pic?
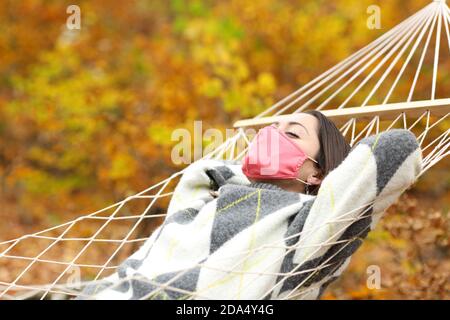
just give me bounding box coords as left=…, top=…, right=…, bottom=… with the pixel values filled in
left=288, top=121, right=310, bottom=136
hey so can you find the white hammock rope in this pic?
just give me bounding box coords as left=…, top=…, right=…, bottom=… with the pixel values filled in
left=258, top=2, right=434, bottom=118
left=1, top=0, right=449, bottom=300
left=286, top=4, right=433, bottom=114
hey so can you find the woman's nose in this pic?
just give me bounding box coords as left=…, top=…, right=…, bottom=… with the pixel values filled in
left=274, top=122, right=287, bottom=131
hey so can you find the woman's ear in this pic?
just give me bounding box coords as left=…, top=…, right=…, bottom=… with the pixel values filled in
left=307, top=170, right=323, bottom=186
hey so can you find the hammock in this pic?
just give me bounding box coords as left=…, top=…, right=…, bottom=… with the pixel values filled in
left=1, top=0, right=449, bottom=300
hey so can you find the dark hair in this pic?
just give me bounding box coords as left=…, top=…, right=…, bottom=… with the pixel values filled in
left=304, top=110, right=351, bottom=196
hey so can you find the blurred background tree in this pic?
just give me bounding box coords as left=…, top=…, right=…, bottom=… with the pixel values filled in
left=0, top=0, right=448, bottom=298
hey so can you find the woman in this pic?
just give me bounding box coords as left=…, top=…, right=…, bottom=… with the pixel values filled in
left=241, top=110, right=351, bottom=196
left=77, top=111, right=422, bottom=300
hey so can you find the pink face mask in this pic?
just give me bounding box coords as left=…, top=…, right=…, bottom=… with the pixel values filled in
left=241, top=125, right=318, bottom=184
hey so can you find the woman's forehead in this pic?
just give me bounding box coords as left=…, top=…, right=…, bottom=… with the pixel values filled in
left=280, top=113, right=319, bottom=131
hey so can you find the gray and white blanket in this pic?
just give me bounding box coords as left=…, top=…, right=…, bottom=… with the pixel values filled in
left=77, top=129, right=422, bottom=300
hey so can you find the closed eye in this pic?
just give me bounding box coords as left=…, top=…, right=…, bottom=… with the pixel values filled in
left=286, top=131, right=300, bottom=139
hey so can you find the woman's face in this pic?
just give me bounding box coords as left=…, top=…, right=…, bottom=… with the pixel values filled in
left=252, top=113, right=323, bottom=193
left=273, top=113, right=321, bottom=163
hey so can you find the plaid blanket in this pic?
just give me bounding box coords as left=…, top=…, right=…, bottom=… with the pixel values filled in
left=77, top=129, right=422, bottom=300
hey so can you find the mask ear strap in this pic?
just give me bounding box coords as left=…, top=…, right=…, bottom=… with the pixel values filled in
left=296, top=178, right=311, bottom=194
left=296, top=178, right=312, bottom=185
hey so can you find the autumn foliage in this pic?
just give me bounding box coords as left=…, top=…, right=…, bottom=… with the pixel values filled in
left=0, top=0, right=448, bottom=299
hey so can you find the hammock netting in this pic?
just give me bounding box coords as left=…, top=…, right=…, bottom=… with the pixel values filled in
left=1, top=0, right=449, bottom=300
